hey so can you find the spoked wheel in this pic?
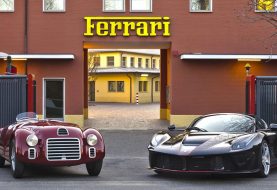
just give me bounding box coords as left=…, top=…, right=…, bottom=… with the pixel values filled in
left=10, top=140, right=25, bottom=178
left=0, top=156, right=5, bottom=167
left=257, top=140, right=271, bottom=178
left=86, top=159, right=103, bottom=176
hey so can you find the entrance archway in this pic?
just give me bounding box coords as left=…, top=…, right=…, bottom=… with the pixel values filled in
left=83, top=41, right=171, bottom=129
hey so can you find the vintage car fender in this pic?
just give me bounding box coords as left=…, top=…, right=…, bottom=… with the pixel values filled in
left=12, top=128, right=33, bottom=161
left=83, top=128, right=105, bottom=160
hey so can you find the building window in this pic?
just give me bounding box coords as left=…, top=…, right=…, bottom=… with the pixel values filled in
left=0, top=0, right=14, bottom=12
left=108, top=81, right=124, bottom=92
left=155, top=81, right=160, bottom=92
left=108, top=81, right=117, bottom=92
left=93, top=56, right=100, bottom=66
left=107, top=56, right=115, bottom=67
left=139, top=81, right=148, bottom=92
left=43, top=0, right=66, bottom=12
left=146, top=59, right=149, bottom=68
left=190, top=0, right=212, bottom=12
left=130, top=0, right=152, bottom=12
left=44, top=79, right=65, bottom=119
left=138, top=58, right=142, bottom=68
left=256, top=0, right=276, bottom=12
left=103, top=0, right=125, bottom=12
left=122, top=57, right=127, bottom=67
left=117, top=81, right=124, bottom=92
left=152, top=59, right=156, bottom=69
left=130, top=57, right=135, bottom=67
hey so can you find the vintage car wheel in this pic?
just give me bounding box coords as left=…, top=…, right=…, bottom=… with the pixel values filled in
left=10, top=140, right=25, bottom=178
left=86, top=159, right=103, bottom=176
left=0, top=156, right=5, bottom=167
left=257, top=140, right=271, bottom=178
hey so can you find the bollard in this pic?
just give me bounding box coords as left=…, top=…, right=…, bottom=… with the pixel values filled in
left=136, top=93, right=139, bottom=105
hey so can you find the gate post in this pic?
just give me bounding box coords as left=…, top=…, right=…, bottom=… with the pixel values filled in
left=27, top=74, right=35, bottom=112
left=246, top=75, right=256, bottom=115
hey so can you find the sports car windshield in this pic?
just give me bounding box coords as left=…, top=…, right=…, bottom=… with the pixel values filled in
left=192, top=115, right=254, bottom=133
left=16, top=112, right=38, bottom=122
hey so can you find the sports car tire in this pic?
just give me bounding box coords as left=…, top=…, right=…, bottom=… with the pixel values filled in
left=257, top=140, right=271, bottom=178
left=86, top=159, right=103, bottom=176
left=154, top=170, right=165, bottom=175
left=10, top=140, right=25, bottom=178
left=0, top=156, right=5, bottom=167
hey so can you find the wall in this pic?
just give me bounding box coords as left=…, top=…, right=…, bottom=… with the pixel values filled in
left=94, top=74, right=131, bottom=103
left=0, top=0, right=276, bottom=126
left=91, top=73, right=160, bottom=103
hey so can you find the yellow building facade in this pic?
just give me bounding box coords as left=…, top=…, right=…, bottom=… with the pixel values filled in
left=88, top=50, right=160, bottom=104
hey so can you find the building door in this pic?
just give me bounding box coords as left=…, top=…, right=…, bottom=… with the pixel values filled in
left=89, top=81, right=95, bottom=101
left=43, top=79, right=65, bottom=120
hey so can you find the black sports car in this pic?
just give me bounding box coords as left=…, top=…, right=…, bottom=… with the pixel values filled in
left=148, top=113, right=277, bottom=177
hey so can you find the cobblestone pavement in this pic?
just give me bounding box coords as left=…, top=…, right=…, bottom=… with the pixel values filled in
left=84, top=102, right=169, bottom=130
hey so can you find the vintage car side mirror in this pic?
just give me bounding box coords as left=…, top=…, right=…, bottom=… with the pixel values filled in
left=269, top=123, right=277, bottom=131
left=168, top=125, right=176, bottom=131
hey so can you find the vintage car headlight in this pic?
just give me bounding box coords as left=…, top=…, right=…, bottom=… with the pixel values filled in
left=231, top=134, right=257, bottom=151
left=26, top=134, right=38, bottom=147
left=151, top=134, right=169, bottom=147
left=87, top=134, right=98, bottom=146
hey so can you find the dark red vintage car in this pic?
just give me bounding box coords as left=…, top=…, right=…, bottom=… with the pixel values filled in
left=0, top=112, right=105, bottom=178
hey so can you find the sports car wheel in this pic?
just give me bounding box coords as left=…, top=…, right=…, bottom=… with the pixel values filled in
left=0, top=156, right=5, bottom=167
left=154, top=170, right=165, bottom=175
left=10, top=140, right=25, bottom=178
left=257, top=140, right=271, bottom=178
left=86, top=159, right=103, bottom=176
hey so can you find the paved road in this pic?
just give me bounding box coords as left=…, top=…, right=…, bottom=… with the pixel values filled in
left=1, top=130, right=277, bottom=190
left=85, top=102, right=169, bottom=130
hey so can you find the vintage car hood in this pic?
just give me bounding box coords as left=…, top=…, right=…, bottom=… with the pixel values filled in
left=154, top=131, right=249, bottom=156
left=17, top=120, right=83, bottom=139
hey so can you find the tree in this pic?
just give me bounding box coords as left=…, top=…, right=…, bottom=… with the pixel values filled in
left=88, top=53, right=100, bottom=81
left=239, top=0, right=277, bottom=49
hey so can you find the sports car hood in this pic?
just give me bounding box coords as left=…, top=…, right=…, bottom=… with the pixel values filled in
left=153, top=132, right=252, bottom=156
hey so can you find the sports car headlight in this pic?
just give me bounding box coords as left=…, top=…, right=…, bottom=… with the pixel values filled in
left=231, top=141, right=248, bottom=150
left=26, top=134, right=38, bottom=147
left=151, top=134, right=169, bottom=147
left=231, top=134, right=257, bottom=151
left=87, top=134, right=98, bottom=146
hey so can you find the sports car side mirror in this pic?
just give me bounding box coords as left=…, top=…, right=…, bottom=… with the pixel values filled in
left=269, top=123, right=277, bottom=131
left=168, top=125, right=176, bottom=131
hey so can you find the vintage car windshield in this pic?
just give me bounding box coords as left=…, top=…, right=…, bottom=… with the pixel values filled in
left=16, top=112, right=38, bottom=122
left=192, top=115, right=254, bottom=133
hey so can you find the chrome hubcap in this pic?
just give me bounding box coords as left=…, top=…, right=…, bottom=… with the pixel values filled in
left=11, top=146, right=15, bottom=171
left=262, top=142, right=270, bottom=175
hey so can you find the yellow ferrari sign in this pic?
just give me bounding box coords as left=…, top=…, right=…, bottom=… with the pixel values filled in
left=84, top=17, right=171, bottom=37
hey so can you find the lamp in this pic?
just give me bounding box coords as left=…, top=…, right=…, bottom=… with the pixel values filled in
left=244, top=63, right=251, bottom=76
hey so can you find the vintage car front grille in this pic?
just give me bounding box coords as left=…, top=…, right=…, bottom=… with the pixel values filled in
left=89, top=147, right=96, bottom=158
left=46, top=138, right=81, bottom=161
left=57, top=128, right=69, bottom=136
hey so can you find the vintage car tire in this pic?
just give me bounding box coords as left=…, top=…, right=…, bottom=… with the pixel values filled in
left=86, top=159, right=103, bottom=176
left=10, top=140, right=25, bottom=178
left=257, top=140, right=271, bottom=178
left=0, top=156, right=5, bottom=167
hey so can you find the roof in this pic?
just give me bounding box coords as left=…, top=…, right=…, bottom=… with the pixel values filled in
left=180, top=54, right=277, bottom=60
left=91, top=67, right=160, bottom=74
left=89, top=49, right=160, bottom=56
left=0, top=54, right=75, bottom=60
